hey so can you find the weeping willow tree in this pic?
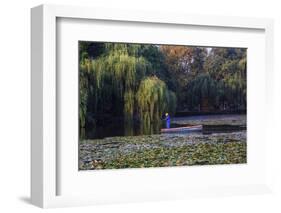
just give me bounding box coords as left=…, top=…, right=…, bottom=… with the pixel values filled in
left=79, top=57, right=91, bottom=130
left=219, top=53, right=247, bottom=110
left=186, top=67, right=246, bottom=112
left=79, top=43, right=153, bottom=131
left=223, top=69, right=247, bottom=110
left=202, top=47, right=247, bottom=111
left=136, top=76, right=176, bottom=134
left=186, top=73, right=217, bottom=111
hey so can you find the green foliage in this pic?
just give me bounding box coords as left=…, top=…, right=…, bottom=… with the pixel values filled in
left=136, top=76, right=176, bottom=129
left=167, top=90, right=177, bottom=115
left=186, top=48, right=247, bottom=111
left=79, top=42, right=247, bottom=137
left=189, top=47, right=208, bottom=76
left=79, top=70, right=88, bottom=128
left=186, top=73, right=217, bottom=110
left=79, top=43, right=154, bottom=131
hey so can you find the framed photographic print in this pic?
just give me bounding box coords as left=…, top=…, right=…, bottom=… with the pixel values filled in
left=31, top=4, right=274, bottom=208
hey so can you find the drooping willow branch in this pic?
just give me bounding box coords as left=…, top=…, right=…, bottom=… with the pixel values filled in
left=136, top=76, right=176, bottom=126
left=79, top=44, right=176, bottom=129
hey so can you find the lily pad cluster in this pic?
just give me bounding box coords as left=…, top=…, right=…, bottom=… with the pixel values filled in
left=79, top=131, right=246, bottom=170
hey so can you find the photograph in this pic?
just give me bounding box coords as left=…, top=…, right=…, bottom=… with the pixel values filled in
left=79, top=41, right=247, bottom=170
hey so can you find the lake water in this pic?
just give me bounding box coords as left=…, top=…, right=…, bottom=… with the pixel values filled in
left=83, top=114, right=246, bottom=139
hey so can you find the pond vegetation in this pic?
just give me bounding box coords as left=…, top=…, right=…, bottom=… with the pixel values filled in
left=79, top=42, right=247, bottom=170
left=80, top=130, right=246, bottom=170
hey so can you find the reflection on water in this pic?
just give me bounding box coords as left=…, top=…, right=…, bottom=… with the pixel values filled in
left=82, top=120, right=164, bottom=139
left=82, top=114, right=246, bottom=139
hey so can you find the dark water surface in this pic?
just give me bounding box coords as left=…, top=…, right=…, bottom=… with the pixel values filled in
left=83, top=114, right=246, bottom=139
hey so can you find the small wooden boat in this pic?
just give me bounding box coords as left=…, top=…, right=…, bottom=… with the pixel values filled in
left=161, top=125, right=203, bottom=133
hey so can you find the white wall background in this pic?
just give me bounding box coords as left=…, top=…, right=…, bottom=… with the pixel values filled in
left=0, top=0, right=280, bottom=212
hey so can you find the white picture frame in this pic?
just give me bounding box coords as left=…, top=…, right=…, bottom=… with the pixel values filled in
left=31, top=4, right=274, bottom=208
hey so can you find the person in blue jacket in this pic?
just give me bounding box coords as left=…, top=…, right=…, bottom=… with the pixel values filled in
left=164, top=112, right=170, bottom=128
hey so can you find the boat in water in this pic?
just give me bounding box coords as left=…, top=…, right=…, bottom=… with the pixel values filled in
left=161, top=125, right=203, bottom=133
